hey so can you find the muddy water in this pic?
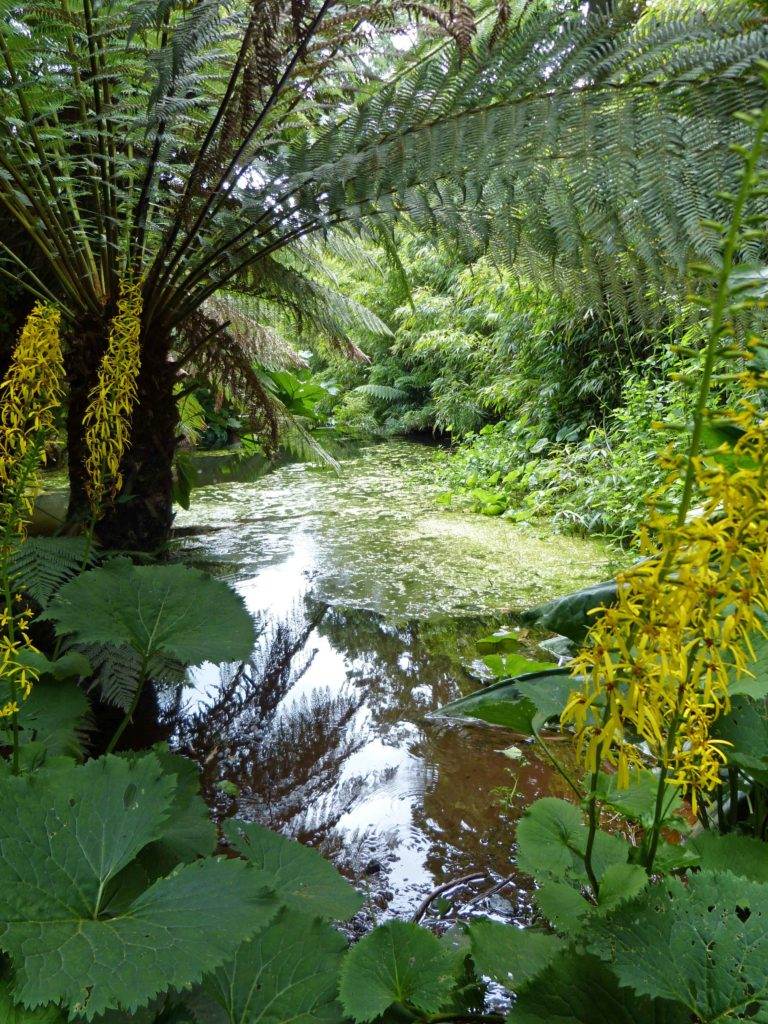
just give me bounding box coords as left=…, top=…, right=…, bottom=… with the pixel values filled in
left=170, top=441, right=616, bottom=921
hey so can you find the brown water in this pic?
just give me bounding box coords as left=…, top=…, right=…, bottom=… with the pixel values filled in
left=169, top=441, right=617, bottom=922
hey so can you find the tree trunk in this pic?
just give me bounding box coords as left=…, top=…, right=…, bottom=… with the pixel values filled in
left=96, top=331, right=178, bottom=553
left=66, top=320, right=178, bottom=554
left=66, top=313, right=109, bottom=529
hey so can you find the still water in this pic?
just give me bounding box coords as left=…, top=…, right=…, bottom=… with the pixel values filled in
left=171, top=441, right=615, bottom=922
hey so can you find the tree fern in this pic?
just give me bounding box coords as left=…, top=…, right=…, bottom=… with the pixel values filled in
left=353, top=383, right=410, bottom=402
left=2, top=0, right=767, bottom=547
left=8, top=537, right=96, bottom=608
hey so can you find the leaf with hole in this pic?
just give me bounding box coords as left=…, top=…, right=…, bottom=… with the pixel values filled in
left=587, top=871, right=768, bottom=1021
left=511, top=952, right=690, bottom=1023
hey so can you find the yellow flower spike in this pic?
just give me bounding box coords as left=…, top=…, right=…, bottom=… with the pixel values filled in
left=84, top=278, right=143, bottom=512
left=562, top=370, right=768, bottom=803
left=0, top=304, right=65, bottom=536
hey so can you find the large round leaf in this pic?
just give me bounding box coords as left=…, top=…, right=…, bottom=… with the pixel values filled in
left=586, top=870, right=768, bottom=1022
left=41, top=558, right=256, bottom=668
left=0, top=756, right=277, bottom=1019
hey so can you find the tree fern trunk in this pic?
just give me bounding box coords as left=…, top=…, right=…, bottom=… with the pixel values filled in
left=66, top=314, right=108, bottom=530
left=66, top=320, right=177, bottom=554
left=96, top=330, right=177, bottom=553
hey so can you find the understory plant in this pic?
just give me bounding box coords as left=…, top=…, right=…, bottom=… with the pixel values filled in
left=4, top=55, right=768, bottom=1024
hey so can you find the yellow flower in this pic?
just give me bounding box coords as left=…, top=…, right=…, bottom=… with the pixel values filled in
left=562, top=363, right=768, bottom=804
left=84, top=279, right=142, bottom=511
left=0, top=604, right=40, bottom=719
left=0, top=304, right=65, bottom=538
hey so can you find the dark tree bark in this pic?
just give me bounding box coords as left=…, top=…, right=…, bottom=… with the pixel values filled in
left=66, top=321, right=178, bottom=554
left=96, top=331, right=178, bottom=553
left=65, top=313, right=109, bottom=529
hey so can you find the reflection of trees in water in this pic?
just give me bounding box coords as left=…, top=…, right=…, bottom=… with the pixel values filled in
left=167, top=596, right=570, bottom=918
left=168, top=600, right=368, bottom=844
left=316, top=608, right=497, bottom=729
left=408, top=724, right=573, bottom=923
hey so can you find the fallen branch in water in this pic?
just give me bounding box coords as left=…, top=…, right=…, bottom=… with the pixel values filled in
left=411, top=871, right=488, bottom=923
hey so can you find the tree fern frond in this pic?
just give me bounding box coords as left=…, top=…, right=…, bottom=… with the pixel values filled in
left=9, top=537, right=96, bottom=608
left=353, top=383, right=410, bottom=402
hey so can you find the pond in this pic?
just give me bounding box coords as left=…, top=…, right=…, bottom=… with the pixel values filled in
left=170, top=440, right=617, bottom=923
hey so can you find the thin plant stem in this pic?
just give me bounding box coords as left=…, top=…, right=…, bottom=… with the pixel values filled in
left=583, top=701, right=612, bottom=897
left=105, top=659, right=146, bottom=754
left=532, top=730, right=583, bottom=800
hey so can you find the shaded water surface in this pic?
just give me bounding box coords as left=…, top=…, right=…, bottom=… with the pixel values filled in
left=170, top=441, right=615, bottom=920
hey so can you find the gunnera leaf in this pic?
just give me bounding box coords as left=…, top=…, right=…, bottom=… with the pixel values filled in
left=467, top=918, right=564, bottom=991
left=193, top=907, right=348, bottom=1024
left=0, top=756, right=278, bottom=1020
left=586, top=870, right=768, bottom=1021
left=338, top=920, right=458, bottom=1022
left=511, top=951, right=690, bottom=1024
left=224, top=819, right=363, bottom=920
left=41, top=558, right=256, bottom=667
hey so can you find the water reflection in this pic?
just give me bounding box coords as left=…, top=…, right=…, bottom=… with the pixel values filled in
left=170, top=442, right=603, bottom=920
left=167, top=593, right=575, bottom=920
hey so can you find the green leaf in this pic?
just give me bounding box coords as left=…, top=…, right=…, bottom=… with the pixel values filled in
left=516, top=798, right=629, bottom=885
left=138, top=747, right=217, bottom=871
left=41, top=559, right=256, bottom=668
left=477, top=632, right=521, bottom=655
left=596, top=864, right=648, bottom=911
left=338, top=921, right=457, bottom=1022
left=434, top=670, right=574, bottom=734
left=534, top=881, right=591, bottom=935
left=516, top=672, right=575, bottom=733
left=195, top=907, right=347, bottom=1024
left=730, top=614, right=768, bottom=698
left=0, top=756, right=278, bottom=1019
left=467, top=919, right=563, bottom=991
left=0, top=979, right=64, bottom=1023
left=711, top=696, right=768, bottom=783
left=4, top=681, right=91, bottom=759
left=434, top=679, right=535, bottom=733
left=224, top=819, right=362, bottom=921
left=512, top=952, right=689, bottom=1024
left=587, top=871, right=768, bottom=1021
left=15, top=651, right=92, bottom=681
left=687, top=833, right=768, bottom=883
left=482, top=653, right=552, bottom=679
left=594, top=770, right=684, bottom=830
left=520, top=581, right=618, bottom=642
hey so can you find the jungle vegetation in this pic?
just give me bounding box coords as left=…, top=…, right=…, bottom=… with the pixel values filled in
left=2, top=1, right=768, bottom=1023
left=1, top=0, right=767, bottom=548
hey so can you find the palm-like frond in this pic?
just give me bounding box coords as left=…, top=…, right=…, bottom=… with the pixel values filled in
left=2, top=0, right=765, bottom=330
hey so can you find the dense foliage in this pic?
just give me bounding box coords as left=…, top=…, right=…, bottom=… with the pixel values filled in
left=2, top=3, right=768, bottom=1023
left=1, top=0, right=766, bottom=549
